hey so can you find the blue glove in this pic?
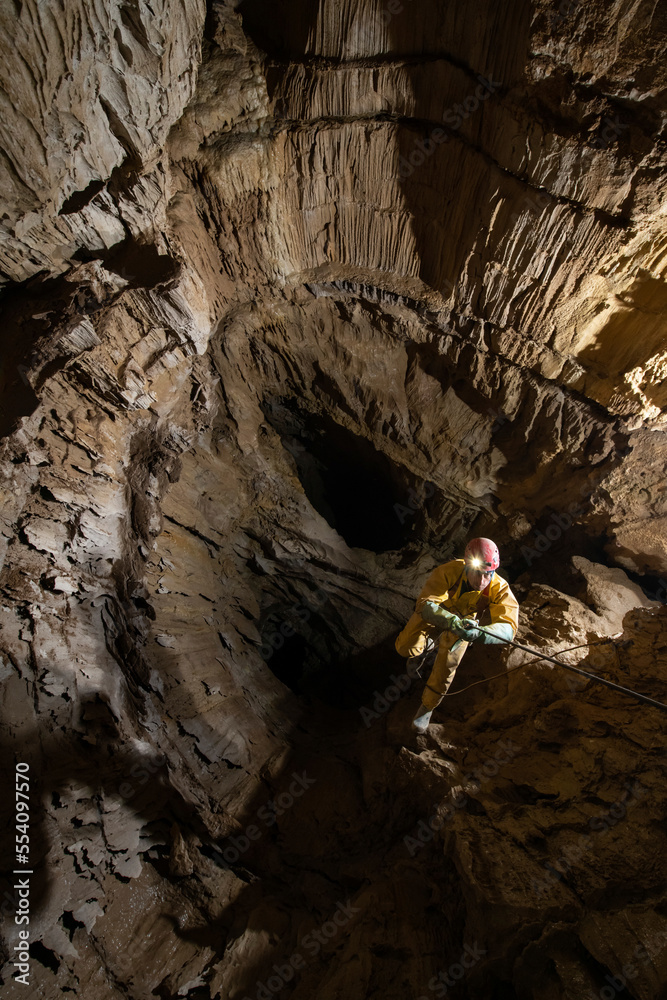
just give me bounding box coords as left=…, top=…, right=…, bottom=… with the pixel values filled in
left=420, top=601, right=462, bottom=632
left=470, top=622, right=514, bottom=645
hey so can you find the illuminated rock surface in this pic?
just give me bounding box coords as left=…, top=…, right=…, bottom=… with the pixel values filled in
left=1, top=1, right=666, bottom=997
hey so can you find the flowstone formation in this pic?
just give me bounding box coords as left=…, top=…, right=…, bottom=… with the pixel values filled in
left=1, top=1, right=667, bottom=998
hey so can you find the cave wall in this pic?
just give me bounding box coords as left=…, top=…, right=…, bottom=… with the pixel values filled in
left=1, top=1, right=667, bottom=998
left=2, top=0, right=666, bottom=564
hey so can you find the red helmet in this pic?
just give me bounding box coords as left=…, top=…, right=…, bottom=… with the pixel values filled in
left=464, top=537, right=500, bottom=571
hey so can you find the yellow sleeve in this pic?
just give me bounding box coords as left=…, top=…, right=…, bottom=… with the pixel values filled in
left=415, top=561, right=464, bottom=613
left=489, top=578, right=519, bottom=633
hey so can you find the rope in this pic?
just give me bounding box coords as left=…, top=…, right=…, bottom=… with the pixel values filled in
left=442, top=630, right=667, bottom=713
left=443, top=638, right=614, bottom=697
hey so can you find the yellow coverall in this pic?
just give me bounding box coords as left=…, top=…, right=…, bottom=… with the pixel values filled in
left=395, top=559, right=519, bottom=711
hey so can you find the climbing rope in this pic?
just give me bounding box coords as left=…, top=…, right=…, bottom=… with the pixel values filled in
left=444, top=638, right=612, bottom=697
left=442, top=630, right=667, bottom=713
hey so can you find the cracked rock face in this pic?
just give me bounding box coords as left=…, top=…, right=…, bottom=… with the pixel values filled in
left=1, top=2, right=667, bottom=998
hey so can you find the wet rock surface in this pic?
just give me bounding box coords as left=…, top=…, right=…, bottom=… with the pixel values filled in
left=1, top=1, right=667, bottom=998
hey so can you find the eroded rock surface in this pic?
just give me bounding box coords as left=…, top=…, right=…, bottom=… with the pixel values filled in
left=1, top=1, right=667, bottom=998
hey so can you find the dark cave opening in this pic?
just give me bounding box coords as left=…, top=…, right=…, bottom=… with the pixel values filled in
left=262, top=398, right=433, bottom=553
left=502, top=517, right=666, bottom=610
left=259, top=593, right=411, bottom=709
left=262, top=629, right=310, bottom=691
left=258, top=592, right=335, bottom=699
left=501, top=521, right=613, bottom=593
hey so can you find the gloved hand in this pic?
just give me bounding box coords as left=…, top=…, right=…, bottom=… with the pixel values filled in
left=420, top=600, right=462, bottom=632
left=470, top=622, right=515, bottom=645
left=452, top=618, right=482, bottom=641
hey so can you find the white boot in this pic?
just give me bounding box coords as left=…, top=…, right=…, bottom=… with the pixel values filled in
left=412, top=704, right=433, bottom=733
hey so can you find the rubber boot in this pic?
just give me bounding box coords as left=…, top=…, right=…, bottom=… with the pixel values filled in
left=412, top=704, right=433, bottom=733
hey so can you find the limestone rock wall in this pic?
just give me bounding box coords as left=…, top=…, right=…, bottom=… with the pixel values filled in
left=1, top=1, right=667, bottom=998
left=0, top=0, right=206, bottom=283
